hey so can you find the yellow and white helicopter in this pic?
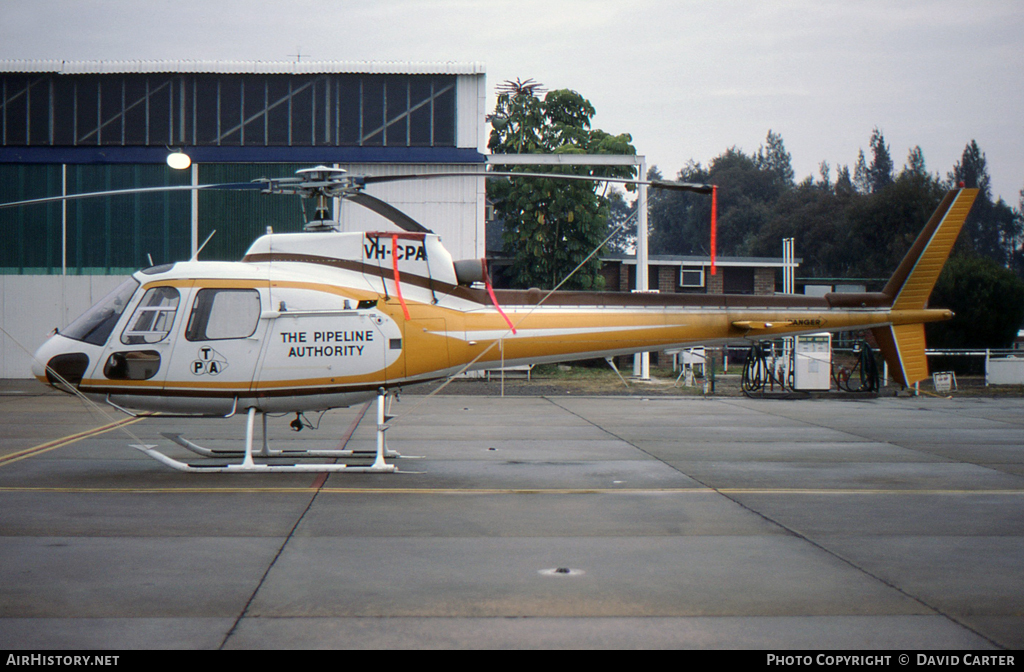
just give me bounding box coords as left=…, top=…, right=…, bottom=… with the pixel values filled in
left=2, top=167, right=978, bottom=473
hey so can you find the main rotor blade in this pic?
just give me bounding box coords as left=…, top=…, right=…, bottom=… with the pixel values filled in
left=362, top=170, right=714, bottom=193
left=0, top=182, right=264, bottom=210
left=343, top=193, right=432, bottom=233
left=0, top=171, right=713, bottom=212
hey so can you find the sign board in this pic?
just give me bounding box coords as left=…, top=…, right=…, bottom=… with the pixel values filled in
left=933, top=371, right=956, bottom=393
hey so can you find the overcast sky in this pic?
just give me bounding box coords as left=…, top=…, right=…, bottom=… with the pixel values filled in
left=2, top=0, right=1022, bottom=204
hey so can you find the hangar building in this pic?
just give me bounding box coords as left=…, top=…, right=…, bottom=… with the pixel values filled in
left=0, top=60, right=488, bottom=377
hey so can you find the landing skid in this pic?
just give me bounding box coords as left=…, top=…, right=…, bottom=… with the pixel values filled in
left=159, top=432, right=404, bottom=460
left=131, top=390, right=402, bottom=473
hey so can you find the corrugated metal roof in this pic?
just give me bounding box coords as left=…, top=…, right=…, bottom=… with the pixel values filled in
left=0, top=59, right=486, bottom=75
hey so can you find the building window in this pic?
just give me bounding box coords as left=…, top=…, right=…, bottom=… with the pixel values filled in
left=723, top=267, right=756, bottom=294
left=0, top=73, right=458, bottom=149
left=681, top=266, right=705, bottom=288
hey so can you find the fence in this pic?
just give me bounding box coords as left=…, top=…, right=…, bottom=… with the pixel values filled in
left=707, top=345, right=1024, bottom=388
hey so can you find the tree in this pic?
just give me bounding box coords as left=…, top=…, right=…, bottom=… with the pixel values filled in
left=604, top=187, right=637, bottom=253
left=749, top=178, right=855, bottom=278
left=648, top=162, right=709, bottom=256
left=746, top=142, right=945, bottom=282
left=844, top=168, right=946, bottom=280
left=711, top=147, right=780, bottom=255
left=834, top=165, right=855, bottom=196
left=642, top=127, right=1023, bottom=300
left=927, top=255, right=1024, bottom=348
left=488, top=80, right=636, bottom=290
left=817, top=161, right=831, bottom=190
left=867, top=127, right=894, bottom=193
left=852, top=150, right=868, bottom=194
left=948, top=140, right=991, bottom=198
left=649, top=132, right=794, bottom=257
left=904, top=146, right=928, bottom=178
left=946, top=140, right=1022, bottom=267
left=755, top=130, right=795, bottom=187
left=1015, top=186, right=1024, bottom=276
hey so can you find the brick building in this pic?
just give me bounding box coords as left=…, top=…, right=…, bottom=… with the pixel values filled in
left=600, top=254, right=796, bottom=296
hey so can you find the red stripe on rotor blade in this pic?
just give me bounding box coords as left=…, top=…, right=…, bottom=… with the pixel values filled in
left=391, top=234, right=411, bottom=321
left=486, top=278, right=517, bottom=335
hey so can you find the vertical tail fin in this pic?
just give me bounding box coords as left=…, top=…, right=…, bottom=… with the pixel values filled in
left=872, top=323, right=928, bottom=387
left=872, top=188, right=978, bottom=386
left=882, top=188, right=978, bottom=309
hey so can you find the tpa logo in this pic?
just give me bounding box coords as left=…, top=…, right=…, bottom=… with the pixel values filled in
left=191, top=346, right=229, bottom=376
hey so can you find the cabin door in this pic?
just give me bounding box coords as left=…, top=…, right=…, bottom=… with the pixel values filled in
left=402, top=318, right=451, bottom=382
left=161, top=284, right=269, bottom=411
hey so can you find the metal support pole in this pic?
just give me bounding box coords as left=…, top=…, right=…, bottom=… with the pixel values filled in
left=634, top=157, right=650, bottom=379
left=190, top=163, right=199, bottom=258
left=782, top=238, right=795, bottom=294
left=242, top=407, right=256, bottom=468
left=333, top=163, right=343, bottom=231
left=259, top=411, right=269, bottom=457
left=372, top=388, right=389, bottom=470
left=61, top=164, right=67, bottom=327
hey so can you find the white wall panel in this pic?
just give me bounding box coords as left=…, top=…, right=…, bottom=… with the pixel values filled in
left=1, top=275, right=127, bottom=379
left=332, top=163, right=486, bottom=261
left=457, top=74, right=487, bottom=150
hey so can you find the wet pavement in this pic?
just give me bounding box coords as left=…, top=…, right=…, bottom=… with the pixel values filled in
left=0, top=380, right=1021, bottom=649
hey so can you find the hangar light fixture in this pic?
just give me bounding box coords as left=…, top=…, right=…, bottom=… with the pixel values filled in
left=166, top=151, right=192, bottom=170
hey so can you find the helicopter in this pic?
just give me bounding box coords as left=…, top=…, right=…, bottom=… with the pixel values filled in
left=1, top=166, right=978, bottom=473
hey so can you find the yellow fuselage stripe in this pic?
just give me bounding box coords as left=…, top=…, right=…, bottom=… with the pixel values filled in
left=75, top=303, right=951, bottom=394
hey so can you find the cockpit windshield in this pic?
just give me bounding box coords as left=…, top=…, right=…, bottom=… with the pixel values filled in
left=62, top=278, right=140, bottom=346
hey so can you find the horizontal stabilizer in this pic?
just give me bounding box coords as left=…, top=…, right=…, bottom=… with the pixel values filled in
left=732, top=320, right=793, bottom=331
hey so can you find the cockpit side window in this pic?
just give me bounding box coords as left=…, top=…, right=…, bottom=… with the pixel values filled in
left=121, top=287, right=180, bottom=345
left=62, top=278, right=140, bottom=346
left=185, top=288, right=261, bottom=341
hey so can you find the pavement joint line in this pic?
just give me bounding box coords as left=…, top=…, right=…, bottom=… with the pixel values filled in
left=720, top=488, right=1024, bottom=495
left=540, top=395, right=1012, bottom=649
left=716, top=395, right=1024, bottom=485
left=307, top=399, right=373, bottom=489
left=0, top=486, right=714, bottom=494
left=0, top=416, right=146, bottom=467
left=219, top=396, right=379, bottom=650
left=1, top=486, right=1022, bottom=495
